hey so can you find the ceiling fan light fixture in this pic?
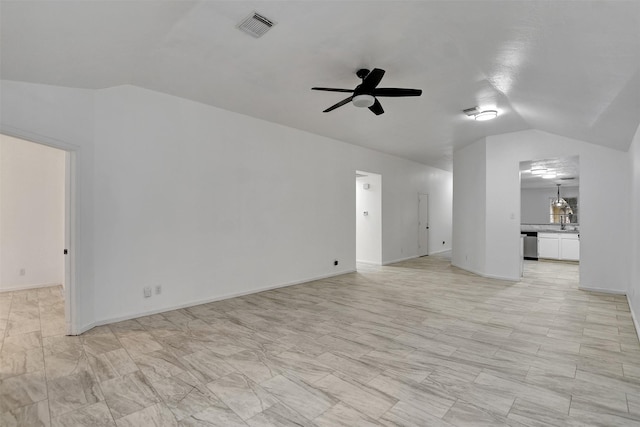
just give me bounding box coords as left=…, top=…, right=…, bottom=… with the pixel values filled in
left=352, top=94, right=375, bottom=108
left=474, top=110, right=498, bottom=121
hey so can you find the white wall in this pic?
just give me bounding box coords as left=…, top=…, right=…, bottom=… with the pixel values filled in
left=452, top=139, right=486, bottom=275
left=521, top=186, right=579, bottom=224
left=1, top=80, right=453, bottom=330
left=629, top=123, right=640, bottom=337
left=0, top=135, right=65, bottom=290
left=356, top=172, right=382, bottom=264
left=454, top=129, right=630, bottom=290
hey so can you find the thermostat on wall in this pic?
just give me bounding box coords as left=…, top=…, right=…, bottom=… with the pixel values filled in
left=363, top=183, right=370, bottom=189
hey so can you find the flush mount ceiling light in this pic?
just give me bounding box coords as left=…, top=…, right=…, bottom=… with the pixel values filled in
left=462, top=107, right=498, bottom=121
left=531, top=167, right=547, bottom=175
left=352, top=94, right=375, bottom=108
left=474, top=110, right=498, bottom=121
left=543, top=172, right=557, bottom=179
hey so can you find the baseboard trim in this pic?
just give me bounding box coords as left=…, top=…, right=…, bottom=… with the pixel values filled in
left=83, top=269, right=356, bottom=333
left=627, top=294, right=640, bottom=344
left=428, top=249, right=452, bottom=256
left=578, top=286, right=627, bottom=295
left=383, top=255, right=419, bottom=265
left=356, top=260, right=382, bottom=265
left=450, top=263, right=520, bottom=282
left=0, top=282, right=60, bottom=293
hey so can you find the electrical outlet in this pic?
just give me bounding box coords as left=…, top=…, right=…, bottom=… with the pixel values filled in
left=442, top=241, right=445, bottom=245
left=155, top=285, right=162, bottom=295
left=334, top=260, right=339, bottom=266
left=144, top=287, right=152, bottom=298
left=19, top=268, right=26, bottom=276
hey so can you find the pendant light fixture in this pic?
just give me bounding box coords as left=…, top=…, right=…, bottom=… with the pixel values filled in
left=552, top=184, right=568, bottom=208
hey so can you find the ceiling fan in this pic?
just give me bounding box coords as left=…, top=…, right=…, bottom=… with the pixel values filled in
left=312, top=68, right=422, bottom=115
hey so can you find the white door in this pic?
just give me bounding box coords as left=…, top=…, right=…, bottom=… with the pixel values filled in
left=418, top=194, right=429, bottom=256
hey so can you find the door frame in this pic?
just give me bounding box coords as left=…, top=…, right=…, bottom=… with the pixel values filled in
left=418, top=193, right=429, bottom=256
left=1, top=127, right=79, bottom=335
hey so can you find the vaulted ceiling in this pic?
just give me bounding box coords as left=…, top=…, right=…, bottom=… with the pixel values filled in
left=1, top=1, right=639, bottom=170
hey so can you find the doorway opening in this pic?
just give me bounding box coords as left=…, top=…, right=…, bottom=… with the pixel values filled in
left=0, top=133, right=76, bottom=335
left=519, top=156, right=580, bottom=280
left=355, top=171, right=382, bottom=266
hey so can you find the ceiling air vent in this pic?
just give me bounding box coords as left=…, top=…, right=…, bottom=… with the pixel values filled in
left=237, top=12, right=275, bottom=38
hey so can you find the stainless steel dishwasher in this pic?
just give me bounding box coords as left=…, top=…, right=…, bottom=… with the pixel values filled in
left=523, top=231, right=538, bottom=260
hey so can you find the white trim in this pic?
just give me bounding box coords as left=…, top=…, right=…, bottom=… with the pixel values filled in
left=77, top=269, right=356, bottom=334
left=628, top=294, right=640, bottom=344
left=428, top=249, right=451, bottom=256
left=0, top=127, right=80, bottom=336
left=451, top=263, right=520, bottom=282
left=0, top=282, right=61, bottom=292
left=578, top=286, right=627, bottom=295
left=356, top=260, right=382, bottom=265
left=383, top=255, right=419, bottom=265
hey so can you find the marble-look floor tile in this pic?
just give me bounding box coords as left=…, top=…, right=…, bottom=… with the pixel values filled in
left=1, top=259, right=638, bottom=426
left=0, top=371, right=48, bottom=412
left=101, top=370, right=160, bottom=419
left=380, top=401, right=457, bottom=427
left=47, top=370, right=104, bottom=418
left=115, top=402, right=177, bottom=427
left=442, top=400, right=517, bottom=427
left=260, top=374, right=336, bottom=420
left=473, top=371, right=571, bottom=415
left=51, top=401, right=116, bottom=427
left=153, top=376, right=221, bottom=421
left=246, top=402, right=313, bottom=427
left=178, top=403, right=248, bottom=427
left=1, top=331, right=42, bottom=354
left=44, top=351, right=91, bottom=380
left=0, top=399, right=50, bottom=427
left=88, top=348, right=139, bottom=383
left=506, top=398, right=580, bottom=427
left=368, top=371, right=454, bottom=418
left=313, top=402, right=383, bottom=426
left=0, top=348, right=44, bottom=379
left=315, top=373, right=397, bottom=419
left=224, top=350, right=277, bottom=384
left=206, top=373, right=277, bottom=420
left=181, top=350, right=236, bottom=383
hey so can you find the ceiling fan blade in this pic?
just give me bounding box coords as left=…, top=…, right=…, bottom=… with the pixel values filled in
left=312, top=87, right=354, bottom=93
left=373, top=88, right=422, bottom=97
left=368, top=98, right=384, bottom=115
left=360, top=68, right=385, bottom=91
left=323, top=96, right=354, bottom=113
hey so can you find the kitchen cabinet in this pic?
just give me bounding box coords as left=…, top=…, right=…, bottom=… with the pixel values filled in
left=560, top=233, right=580, bottom=261
left=538, top=233, right=560, bottom=259
left=538, top=232, right=579, bottom=261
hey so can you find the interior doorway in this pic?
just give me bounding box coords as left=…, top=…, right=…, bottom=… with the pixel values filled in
left=0, top=133, right=76, bottom=335
left=418, top=194, right=429, bottom=256
left=355, top=171, right=382, bottom=266
left=519, top=156, right=580, bottom=279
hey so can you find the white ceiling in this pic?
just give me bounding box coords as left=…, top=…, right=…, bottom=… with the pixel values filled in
left=2, top=1, right=639, bottom=171
left=520, top=156, right=579, bottom=189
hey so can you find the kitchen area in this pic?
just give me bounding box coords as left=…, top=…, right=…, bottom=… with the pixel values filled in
left=520, top=156, right=580, bottom=269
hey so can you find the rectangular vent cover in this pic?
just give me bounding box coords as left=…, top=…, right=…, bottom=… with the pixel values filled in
left=237, top=12, right=275, bottom=38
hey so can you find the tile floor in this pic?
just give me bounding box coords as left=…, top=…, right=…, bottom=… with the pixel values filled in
left=1, top=254, right=639, bottom=426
